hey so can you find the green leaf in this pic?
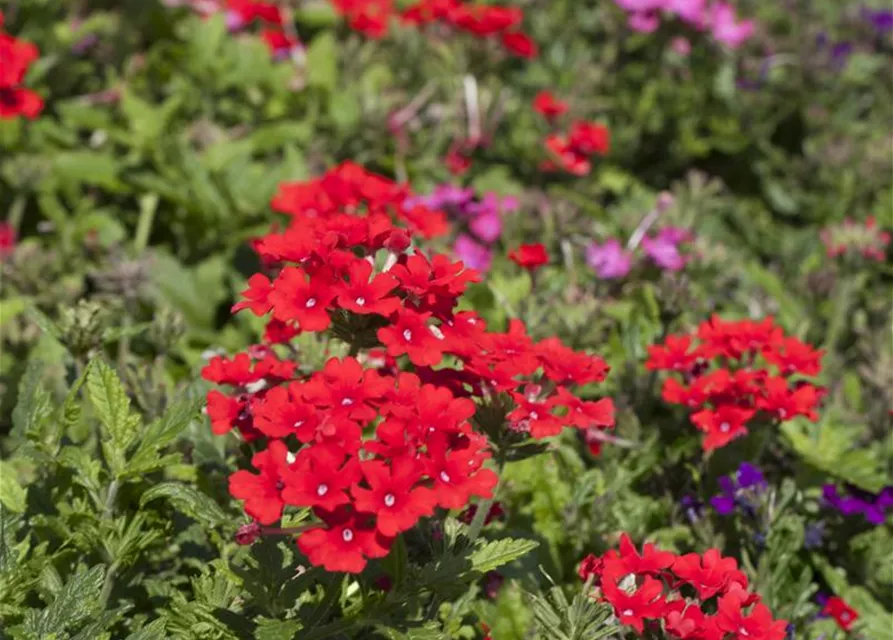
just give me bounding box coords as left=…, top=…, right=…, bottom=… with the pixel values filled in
left=140, top=482, right=227, bottom=527
left=255, top=619, right=302, bottom=640
left=0, top=461, right=26, bottom=513
left=86, top=359, right=139, bottom=458
left=470, top=537, right=539, bottom=574
left=11, top=359, right=52, bottom=440
left=126, top=390, right=203, bottom=476
left=782, top=419, right=887, bottom=493
left=25, top=565, right=105, bottom=638
left=306, top=32, right=338, bottom=91
left=51, top=151, right=125, bottom=192
left=125, top=619, right=168, bottom=640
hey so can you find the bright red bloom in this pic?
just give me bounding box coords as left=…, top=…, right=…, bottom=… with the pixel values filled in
left=715, top=593, right=788, bottom=640
left=303, top=357, right=391, bottom=421
left=763, top=336, right=824, bottom=376
left=537, top=337, right=610, bottom=385
left=568, top=121, right=610, bottom=156
left=508, top=392, right=563, bottom=438
left=501, top=31, right=538, bottom=58
left=297, top=507, right=391, bottom=573
left=757, top=376, right=820, bottom=421
left=532, top=91, right=569, bottom=120
left=260, top=28, right=300, bottom=58
left=377, top=310, right=444, bottom=366
left=253, top=383, right=320, bottom=439
left=671, top=548, right=747, bottom=600
left=508, top=243, right=549, bottom=270
left=281, top=445, right=360, bottom=511
left=229, top=440, right=293, bottom=525
left=543, top=134, right=591, bottom=175
left=336, top=258, right=401, bottom=316
left=227, top=0, right=282, bottom=25
left=269, top=266, right=336, bottom=331
left=602, top=533, right=676, bottom=581
left=353, top=457, right=436, bottom=536
left=556, top=387, right=615, bottom=430
left=602, top=577, right=666, bottom=633
left=577, top=553, right=603, bottom=582
left=691, top=405, right=755, bottom=450
left=206, top=389, right=245, bottom=435
left=0, top=24, right=43, bottom=120
left=332, top=0, right=395, bottom=38
left=646, top=334, right=700, bottom=372
left=233, top=273, right=274, bottom=315
left=425, top=434, right=497, bottom=509
left=822, top=596, right=858, bottom=631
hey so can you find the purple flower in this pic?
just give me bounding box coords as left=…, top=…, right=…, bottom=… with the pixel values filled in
left=454, top=234, right=493, bottom=272
left=804, top=521, right=825, bottom=549
left=864, top=8, right=893, bottom=34
left=585, top=239, right=633, bottom=279
left=736, top=462, right=767, bottom=490
left=680, top=494, right=703, bottom=522
left=641, top=227, right=692, bottom=272
left=710, top=463, right=766, bottom=516
left=823, top=484, right=893, bottom=525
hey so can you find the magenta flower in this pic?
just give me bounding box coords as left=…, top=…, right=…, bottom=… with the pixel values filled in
left=454, top=234, right=493, bottom=272
left=585, top=239, right=633, bottom=279
left=641, top=227, right=692, bottom=271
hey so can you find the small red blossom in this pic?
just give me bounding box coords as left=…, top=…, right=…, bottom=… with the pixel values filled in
left=533, top=91, right=568, bottom=120
left=501, top=31, right=538, bottom=58
left=508, top=243, right=549, bottom=270
left=822, top=596, right=858, bottom=631
left=297, top=507, right=391, bottom=573
left=0, top=17, right=43, bottom=120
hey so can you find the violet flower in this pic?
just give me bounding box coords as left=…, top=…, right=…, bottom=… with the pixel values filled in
left=864, top=8, right=893, bottom=34
left=822, top=484, right=893, bottom=525
left=585, top=239, right=633, bottom=279
left=710, top=463, right=766, bottom=516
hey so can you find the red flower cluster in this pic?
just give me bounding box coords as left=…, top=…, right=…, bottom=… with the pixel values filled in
left=0, top=11, right=43, bottom=120
left=332, top=0, right=538, bottom=58
left=204, top=162, right=614, bottom=573
left=532, top=92, right=609, bottom=176
left=646, top=316, right=825, bottom=451
left=578, top=534, right=788, bottom=639
left=822, top=596, right=858, bottom=631
left=0, top=221, right=15, bottom=260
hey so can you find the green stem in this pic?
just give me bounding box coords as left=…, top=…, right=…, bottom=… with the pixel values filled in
left=467, top=452, right=507, bottom=542
left=133, top=194, right=158, bottom=254
left=8, top=195, right=26, bottom=233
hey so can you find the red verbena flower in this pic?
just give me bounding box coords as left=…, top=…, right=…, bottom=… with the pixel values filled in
left=508, top=243, right=549, bottom=270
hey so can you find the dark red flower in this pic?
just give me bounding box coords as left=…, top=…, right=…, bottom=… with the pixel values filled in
left=501, top=31, right=538, bottom=58
left=822, top=596, right=858, bottom=631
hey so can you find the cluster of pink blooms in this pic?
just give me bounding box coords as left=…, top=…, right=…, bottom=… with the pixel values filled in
left=820, top=216, right=889, bottom=263
left=614, top=0, right=755, bottom=49
left=403, top=185, right=519, bottom=272
left=203, top=161, right=616, bottom=573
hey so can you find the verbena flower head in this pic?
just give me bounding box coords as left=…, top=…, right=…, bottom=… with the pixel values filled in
left=647, top=316, right=825, bottom=450
left=613, top=0, right=755, bottom=49
left=586, top=239, right=634, bottom=279
left=820, top=216, right=890, bottom=262
left=204, top=162, right=615, bottom=573
left=579, top=534, right=788, bottom=638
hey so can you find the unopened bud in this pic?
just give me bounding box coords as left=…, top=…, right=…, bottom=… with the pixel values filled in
left=58, top=300, right=107, bottom=359
left=235, top=522, right=262, bottom=545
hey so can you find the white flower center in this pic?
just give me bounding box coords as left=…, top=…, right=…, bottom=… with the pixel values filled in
left=719, top=421, right=731, bottom=433
left=286, top=452, right=297, bottom=464
left=403, top=329, right=413, bottom=341
left=384, top=493, right=396, bottom=507
left=840, top=613, right=850, bottom=621
left=739, top=629, right=749, bottom=638
left=622, top=609, right=633, bottom=617
left=306, top=298, right=317, bottom=308
left=356, top=297, right=366, bottom=306
left=530, top=411, right=539, bottom=420
left=440, top=471, right=451, bottom=483
left=293, top=420, right=304, bottom=429
left=341, top=398, right=354, bottom=406
left=778, top=409, right=787, bottom=418
left=317, top=484, right=328, bottom=496
left=342, top=528, right=353, bottom=542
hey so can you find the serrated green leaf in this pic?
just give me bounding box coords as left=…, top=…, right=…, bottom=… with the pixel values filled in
left=86, top=359, right=139, bottom=462
left=471, top=538, right=539, bottom=574
left=0, top=461, right=26, bottom=513
left=25, top=565, right=105, bottom=638
left=140, top=482, right=227, bottom=527
left=11, top=359, right=52, bottom=440
left=255, top=618, right=302, bottom=640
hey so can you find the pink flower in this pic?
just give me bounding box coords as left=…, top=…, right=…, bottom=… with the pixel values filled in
left=454, top=234, right=494, bottom=272
left=628, top=11, right=660, bottom=32
left=641, top=227, right=692, bottom=272
left=585, top=239, right=633, bottom=279
left=469, top=211, right=502, bottom=244
left=709, top=2, right=755, bottom=48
